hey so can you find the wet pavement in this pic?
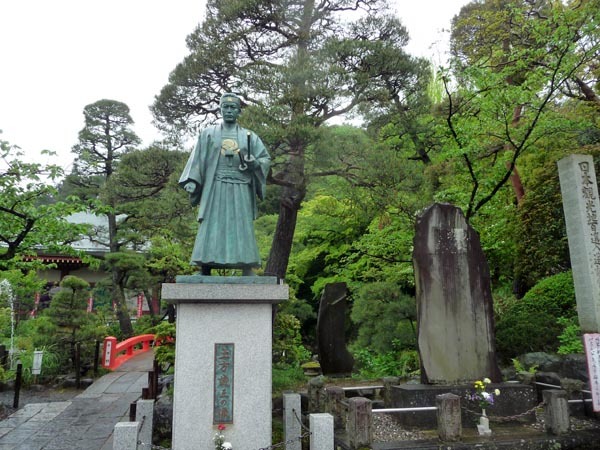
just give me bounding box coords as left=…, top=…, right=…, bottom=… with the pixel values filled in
left=0, top=351, right=153, bottom=450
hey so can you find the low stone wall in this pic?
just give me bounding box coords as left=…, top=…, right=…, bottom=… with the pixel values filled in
left=391, top=383, right=537, bottom=427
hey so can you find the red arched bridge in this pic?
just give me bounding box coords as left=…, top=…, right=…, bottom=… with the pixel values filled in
left=101, top=333, right=160, bottom=370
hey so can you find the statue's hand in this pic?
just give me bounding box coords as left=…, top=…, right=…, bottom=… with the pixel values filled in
left=183, top=181, right=197, bottom=193
left=243, top=154, right=257, bottom=170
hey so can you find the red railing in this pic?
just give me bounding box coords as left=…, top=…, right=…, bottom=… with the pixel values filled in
left=101, top=334, right=156, bottom=370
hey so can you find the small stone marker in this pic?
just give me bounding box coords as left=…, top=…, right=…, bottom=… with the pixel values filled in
left=413, top=203, right=501, bottom=384
left=543, top=390, right=570, bottom=435
left=583, top=333, right=600, bottom=412
left=558, top=155, right=600, bottom=332
left=436, top=393, right=461, bottom=441
left=346, top=397, right=372, bottom=449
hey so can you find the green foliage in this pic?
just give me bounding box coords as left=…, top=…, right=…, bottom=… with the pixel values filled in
left=440, top=0, right=600, bottom=221
left=519, top=271, right=577, bottom=317
left=16, top=346, right=63, bottom=385
left=273, top=313, right=311, bottom=367
left=132, top=315, right=158, bottom=335
left=511, top=358, right=538, bottom=375
left=512, top=152, right=591, bottom=291
left=495, top=271, right=576, bottom=360
left=0, top=134, right=87, bottom=266
left=353, top=347, right=420, bottom=379
left=272, top=365, right=306, bottom=397
left=41, top=275, right=105, bottom=368
left=153, top=322, right=176, bottom=372
left=0, top=270, right=46, bottom=319
left=557, top=317, right=584, bottom=355
left=350, top=282, right=416, bottom=354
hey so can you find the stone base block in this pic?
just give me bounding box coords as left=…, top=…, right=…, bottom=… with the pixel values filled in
left=391, top=383, right=537, bottom=428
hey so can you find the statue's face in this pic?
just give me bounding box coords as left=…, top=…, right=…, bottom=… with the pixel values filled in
left=221, top=101, right=241, bottom=124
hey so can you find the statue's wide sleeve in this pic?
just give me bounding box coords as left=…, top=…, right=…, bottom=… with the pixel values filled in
left=179, top=132, right=206, bottom=207
left=251, top=133, right=270, bottom=201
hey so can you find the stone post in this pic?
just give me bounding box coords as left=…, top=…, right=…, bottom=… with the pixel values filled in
left=309, top=413, right=334, bottom=450
left=382, top=376, right=400, bottom=407
left=112, top=422, right=139, bottom=450
left=135, top=399, right=154, bottom=449
left=308, top=376, right=325, bottom=413
left=325, top=387, right=345, bottom=430
left=283, top=393, right=302, bottom=450
left=558, top=154, right=600, bottom=333
left=436, top=393, right=461, bottom=441
left=346, top=397, right=372, bottom=450
left=543, top=390, right=570, bottom=435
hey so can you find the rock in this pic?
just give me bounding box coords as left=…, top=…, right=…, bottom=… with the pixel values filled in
left=153, top=393, right=173, bottom=442
left=520, top=352, right=562, bottom=373
left=560, top=354, right=588, bottom=382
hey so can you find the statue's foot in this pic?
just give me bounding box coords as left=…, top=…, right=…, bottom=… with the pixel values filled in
left=201, top=265, right=211, bottom=276
left=242, top=267, right=255, bottom=276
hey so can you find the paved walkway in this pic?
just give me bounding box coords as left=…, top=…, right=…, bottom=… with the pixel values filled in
left=0, top=351, right=154, bottom=450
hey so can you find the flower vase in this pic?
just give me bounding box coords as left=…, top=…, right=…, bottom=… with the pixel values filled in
left=477, top=409, right=492, bottom=436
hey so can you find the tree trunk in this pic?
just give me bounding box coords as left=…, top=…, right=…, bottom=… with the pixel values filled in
left=112, top=268, right=133, bottom=337
left=265, top=196, right=300, bottom=279
left=107, top=211, right=133, bottom=336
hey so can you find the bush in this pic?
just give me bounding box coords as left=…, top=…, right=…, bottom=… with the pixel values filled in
left=273, top=313, right=310, bottom=367
left=557, top=317, right=584, bottom=355
left=353, top=345, right=419, bottom=379
left=519, top=271, right=577, bottom=317
left=153, top=322, right=176, bottom=372
left=350, top=282, right=416, bottom=354
left=16, top=346, right=63, bottom=385
left=495, top=271, right=576, bottom=361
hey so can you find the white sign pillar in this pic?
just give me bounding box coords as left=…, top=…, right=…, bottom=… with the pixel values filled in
left=558, top=155, right=600, bottom=333
left=162, top=277, right=288, bottom=450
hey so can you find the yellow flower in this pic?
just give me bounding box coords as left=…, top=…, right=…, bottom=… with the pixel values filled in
left=494, top=389, right=501, bottom=396
left=483, top=378, right=491, bottom=384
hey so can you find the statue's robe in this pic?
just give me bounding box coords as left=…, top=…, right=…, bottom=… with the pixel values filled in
left=179, top=124, right=270, bottom=269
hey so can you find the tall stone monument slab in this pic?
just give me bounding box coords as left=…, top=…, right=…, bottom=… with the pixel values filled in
left=316, top=282, right=354, bottom=375
left=162, top=276, right=288, bottom=450
left=413, top=203, right=501, bottom=384
left=558, top=154, right=600, bottom=333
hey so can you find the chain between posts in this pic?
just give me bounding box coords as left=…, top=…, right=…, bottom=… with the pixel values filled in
left=256, top=407, right=312, bottom=450
left=462, top=401, right=545, bottom=422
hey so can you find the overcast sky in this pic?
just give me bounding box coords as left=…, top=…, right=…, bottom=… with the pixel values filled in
left=0, top=0, right=469, bottom=172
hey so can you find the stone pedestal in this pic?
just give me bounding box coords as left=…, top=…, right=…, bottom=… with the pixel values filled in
left=391, top=383, right=536, bottom=428
left=162, top=277, right=288, bottom=450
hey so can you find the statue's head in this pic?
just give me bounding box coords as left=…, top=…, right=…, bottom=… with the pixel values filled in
left=220, top=93, right=241, bottom=124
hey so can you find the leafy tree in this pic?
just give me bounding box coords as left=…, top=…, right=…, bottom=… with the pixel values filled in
left=107, top=145, right=197, bottom=315
left=440, top=0, right=600, bottom=220
left=43, top=275, right=103, bottom=368
left=152, top=0, right=429, bottom=278
left=66, top=100, right=141, bottom=336
left=0, top=270, right=46, bottom=323
left=0, top=134, right=86, bottom=266
left=350, top=282, right=416, bottom=354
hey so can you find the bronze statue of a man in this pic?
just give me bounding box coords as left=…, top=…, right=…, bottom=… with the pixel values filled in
left=179, top=93, right=271, bottom=276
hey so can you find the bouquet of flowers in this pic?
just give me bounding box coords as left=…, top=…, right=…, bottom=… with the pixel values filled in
left=467, top=378, right=500, bottom=410
left=214, top=424, right=232, bottom=450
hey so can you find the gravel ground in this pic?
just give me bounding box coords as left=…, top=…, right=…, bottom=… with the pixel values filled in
left=372, top=407, right=600, bottom=443
left=0, top=385, right=82, bottom=420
